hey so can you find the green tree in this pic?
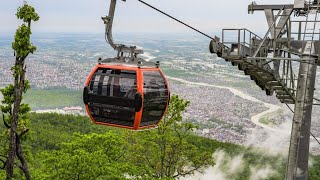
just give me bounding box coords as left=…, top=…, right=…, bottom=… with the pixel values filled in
left=0, top=2, right=39, bottom=180
left=127, top=95, right=215, bottom=179
left=309, top=155, right=320, bottom=179
left=35, top=132, right=138, bottom=180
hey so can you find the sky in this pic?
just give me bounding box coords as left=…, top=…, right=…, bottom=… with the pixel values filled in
left=0, top=0, right=294, bottom=36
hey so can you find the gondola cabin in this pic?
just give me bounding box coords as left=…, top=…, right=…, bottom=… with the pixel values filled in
left=83, top=64, right=170, bottom=130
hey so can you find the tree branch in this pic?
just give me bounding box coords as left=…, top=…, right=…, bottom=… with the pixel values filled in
left=0, top=155, right=7, bottom=170
left=0, top=159, right=6, bottom=170
left=14, top=162, right=24, bottom=171
left=16, top=134, right=31, bottom=180
left=173, top=164, right=204, bottom=178
left=114, top=151, right=126, bottom=162
left=18, top=129, right=29, bottom=138
left=143, top=154, right=155, bottom=170
left=2, top=113, right=10, bottom=129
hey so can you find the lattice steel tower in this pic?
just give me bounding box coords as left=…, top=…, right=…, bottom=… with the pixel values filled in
left=209, top=0, right=320, bottom=179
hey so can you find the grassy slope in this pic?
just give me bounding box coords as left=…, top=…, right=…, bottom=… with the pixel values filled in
left=24, top=88, right=82, bottom=110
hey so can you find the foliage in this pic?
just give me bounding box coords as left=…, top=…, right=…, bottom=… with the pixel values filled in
left=16, top=3, right=40, bottom=23
left=127, top=95, right=214, bottom=178
left=34, top=133, right=133, bottom=180
left=1, top=83, right=31, bottom=133
left=309, top=155, right=320, bottom=179
left=12, top=24, right=35, bottom=59
left=27, top=113, right=110, bottom=153
left=12, top=3, right=39, bottom=59
left=0, top=2, right=39, bottom=180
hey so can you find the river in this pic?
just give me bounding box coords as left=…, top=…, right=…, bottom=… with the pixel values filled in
left=168, top=76, right=320, bottom=145
left=168, top=77, right=282, bottom=129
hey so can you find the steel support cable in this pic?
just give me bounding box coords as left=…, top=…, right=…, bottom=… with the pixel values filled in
left=285, top=103, right=320, bottom=146
left=137, top=0, right=215, bottom=40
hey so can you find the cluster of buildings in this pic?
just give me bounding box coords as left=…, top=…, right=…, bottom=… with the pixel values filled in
left=169, top=81, right=267, bottom=144
left=0, top=48, right=95, bottom=90
left=35, top=106, right=86, bottom=115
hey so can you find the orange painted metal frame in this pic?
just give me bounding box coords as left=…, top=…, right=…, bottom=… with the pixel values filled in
left=84, top=64, right=170, bottom=130
left=139, top=68, right=170, bottom=129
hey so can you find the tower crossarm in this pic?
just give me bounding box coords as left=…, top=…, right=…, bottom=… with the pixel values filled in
left=210, top=28, right=297, bottom=104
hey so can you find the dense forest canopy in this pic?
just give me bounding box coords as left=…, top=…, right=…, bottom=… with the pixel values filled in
left=0, top=96, right=319, bottom=179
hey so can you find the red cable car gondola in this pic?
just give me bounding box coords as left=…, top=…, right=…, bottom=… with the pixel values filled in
left=83, top=0, right=170, bottom=130
left=83, top=63, right=170, bottom=130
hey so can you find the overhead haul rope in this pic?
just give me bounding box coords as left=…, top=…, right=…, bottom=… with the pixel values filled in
left=137, top=0, right=215, bottom=40
left=285, top=104, right=320, bottom=146
left=138, top=0, right=320, bottom=146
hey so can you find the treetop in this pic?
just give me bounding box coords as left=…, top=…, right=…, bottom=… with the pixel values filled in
left=16, top=2, right=40, bottom=24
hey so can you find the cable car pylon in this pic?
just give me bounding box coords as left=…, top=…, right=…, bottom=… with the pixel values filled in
left=209, top=1, right=320, bottom=179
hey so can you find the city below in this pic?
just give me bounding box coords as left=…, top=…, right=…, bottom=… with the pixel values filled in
left=1, top=33, right=320, bottom=154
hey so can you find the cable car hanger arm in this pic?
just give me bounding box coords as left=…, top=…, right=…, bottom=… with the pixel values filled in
left=102, top=0, right=224, bottom=56
left=102, top=0, right=143, bottom=55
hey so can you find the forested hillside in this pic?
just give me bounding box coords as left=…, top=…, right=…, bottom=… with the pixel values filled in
left=0, top=105, right=319, bottom=179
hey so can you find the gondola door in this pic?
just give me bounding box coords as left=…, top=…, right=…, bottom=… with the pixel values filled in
left=84, top=66, right=143, bottom=129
